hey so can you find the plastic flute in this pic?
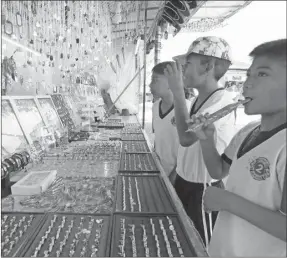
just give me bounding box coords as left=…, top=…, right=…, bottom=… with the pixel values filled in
left=186, top=98, right=251, bottom=132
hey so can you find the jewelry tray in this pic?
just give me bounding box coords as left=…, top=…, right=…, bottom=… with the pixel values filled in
left=121, top=128, right=142, bottom=134
left=115, top=175, right=176, bottom=213
left=119, top=153, right=159, bottom=173
left=121, top=134, right=146, bottom=141
left=124, top=123, right=141, bottom=129
left=18, top=213, right=112, bottom=257
left=110, top=213, right=197, bottom=257
left=122, top=141, right=150, bottom=153
left=97, top=123, right=125, bottom=129
left=1, top=212, right=45, bottom=257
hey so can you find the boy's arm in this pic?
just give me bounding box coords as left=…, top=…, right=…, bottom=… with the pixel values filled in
left=173, top=91, right=198, bottom=147
left=205, top=147, right=286, bottom=241
left=224, top=184, right=286, bottom=241
left=200, top=138, right=231, bottom=180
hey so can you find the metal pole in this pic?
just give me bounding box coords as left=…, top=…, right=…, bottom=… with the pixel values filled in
left=142, top=0, right=148, bottom=129
left=105, top=66, right=144, bottom=118
left=154, top=26, right=162, bottom=65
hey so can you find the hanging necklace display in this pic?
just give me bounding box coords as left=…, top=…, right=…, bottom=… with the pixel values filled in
left=4, top=2, right=13, bottom=36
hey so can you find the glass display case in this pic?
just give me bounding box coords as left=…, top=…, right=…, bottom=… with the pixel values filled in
left=1, top=100, right=29, bottom=157
left=14, top=99, right=46, bottom=147
left=37, top=98, right=62, bottom=131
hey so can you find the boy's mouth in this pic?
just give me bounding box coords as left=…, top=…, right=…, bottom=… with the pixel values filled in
left=242, top=97, right=253, bottom=105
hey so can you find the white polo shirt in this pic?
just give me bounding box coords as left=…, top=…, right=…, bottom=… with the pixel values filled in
left=153, top=99, right=191, bottom=175
left=176, top=89, right=237, bottom=183
left=209, top=122, right=286, bottom=257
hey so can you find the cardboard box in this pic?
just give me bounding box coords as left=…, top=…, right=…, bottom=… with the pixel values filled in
left=11, top=170, right=57, bottom=196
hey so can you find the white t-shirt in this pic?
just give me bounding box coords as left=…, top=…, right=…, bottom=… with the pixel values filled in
left=152, top=99, right=191, bottom=175
left=176, top=89, right=237, bottom=183
left=209, top=122, right=286, bottom=257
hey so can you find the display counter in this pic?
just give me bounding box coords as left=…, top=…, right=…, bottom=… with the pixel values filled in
left=1, top=114, right=207, bottom=257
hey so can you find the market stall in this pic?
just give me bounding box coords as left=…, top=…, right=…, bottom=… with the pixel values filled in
left=2, top=1, right=252, bottom=257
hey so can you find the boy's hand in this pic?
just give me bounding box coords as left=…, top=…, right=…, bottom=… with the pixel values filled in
left=203, top=186, right=230, bottom=213
left=164, top=61, right=184, bottom=95
left=187, top=113, right=215, bottom=140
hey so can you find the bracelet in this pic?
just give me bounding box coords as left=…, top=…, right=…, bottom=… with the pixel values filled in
left=167, top=216, right=184, bottom=256
left=141, top=224, right=150, bottom=257
left=122, top=177, right=126, bottom=211
left=134, top=178, right=141, bottom=212
left=154, top=234, right=161, bottom=257
left=129, top=224, right=137, bottom=257
left=118, top=218, right=126, bottom=257
left=159, top=219, right=173, bottom=257
left=128, top=177, right=136, bottom=212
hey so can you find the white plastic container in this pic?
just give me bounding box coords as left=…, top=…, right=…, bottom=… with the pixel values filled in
left=11, top=170, right=57, bottom=196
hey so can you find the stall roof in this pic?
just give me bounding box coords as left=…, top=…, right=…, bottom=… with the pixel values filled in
left=182, top=1, right=252, bottom=32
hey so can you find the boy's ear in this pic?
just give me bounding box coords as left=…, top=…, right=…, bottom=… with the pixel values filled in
left=205, top=59, right=215, bottom=73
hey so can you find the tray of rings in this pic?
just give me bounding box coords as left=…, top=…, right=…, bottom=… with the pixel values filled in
left=115, top=175, right=175, bottom=213
left=122, top=128, right=142, bottom=134
left=124, top=123, right=141, bottom=129
left=3, top=177, right=116, bottom=214
left=107, top=119, right=122, bottom=123
left=97, top=123, right=125, bottom=129
left=68, top=132, right=90, bottom=142
left=42, top=141, right=122, bottom=161
left=32, top=160, right=120, bottom=177
left=19, top=213, right=111, bottom=257
left=119, top=153, right=159, bottom=173
left=121, top=134, right=145, bottom=141
left=111, top=214, right=197, bottom=257
left=1, top=212, right=45, bottom=257
left=122, top=141, right=150, bottom=153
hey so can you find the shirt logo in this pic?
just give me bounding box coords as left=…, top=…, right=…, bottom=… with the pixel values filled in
left=250, top=157, right=270, bottom=181
left=171, top=116, right=176, bottom=126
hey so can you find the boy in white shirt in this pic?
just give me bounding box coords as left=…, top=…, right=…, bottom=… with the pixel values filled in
left=150, top=62, right=191, bottom=183
left=164, top=37, right=237, bottom=245
left=192, top=39, right=286, bottom=256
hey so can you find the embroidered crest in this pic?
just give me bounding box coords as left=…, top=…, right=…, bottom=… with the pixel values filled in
left=250, top=157, right=270, bottom=181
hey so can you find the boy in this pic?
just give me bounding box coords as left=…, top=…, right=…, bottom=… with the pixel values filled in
left=192, top=39, right=286, bottom=256
left=163, top=36, right=238, bottom=245
left=150, top=62, right=191, bottom=183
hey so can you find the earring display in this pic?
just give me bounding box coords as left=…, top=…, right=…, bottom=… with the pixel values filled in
left=16, top=177, right=115, bottom=214
left=116, top=175, right=175, bottom=213
left=122, top=141, right=150, bottom=153
left=112, top=215, right=196, bottom=257
left=1, top=213, right=44, bottom=257
left=20, top=214, right=110, bottom=257
left=119, top=153, right=158, bottom=173
left=121, top=134, right=145, bottom=141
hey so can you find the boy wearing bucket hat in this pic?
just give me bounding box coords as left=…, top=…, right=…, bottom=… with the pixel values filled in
left=164, top=36, right=237, bottom=245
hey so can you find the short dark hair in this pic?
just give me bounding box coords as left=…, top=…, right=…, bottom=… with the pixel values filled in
left=187, top=53, right=231, bottom=81
left=152, top=61, right=174, bottom=75
left=249, top=39, right=286, bottom=65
